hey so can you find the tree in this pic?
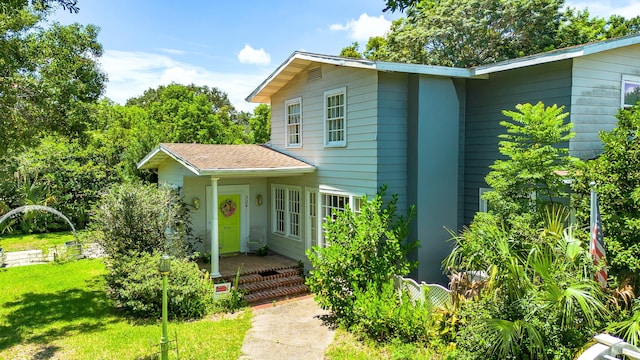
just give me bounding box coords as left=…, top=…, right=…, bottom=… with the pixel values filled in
left=372, top=0, right=640, bottom=67
left=126, top=83, right=249, bottom=145
left=249, top=104, right=271, bottom=144
left=339, top=42, right=362, bottom=59
left=0, top=0, right=106, bottom=154
left=484, top=102, right=577, bottom=225
left=573, top=106, right=640, bottom=276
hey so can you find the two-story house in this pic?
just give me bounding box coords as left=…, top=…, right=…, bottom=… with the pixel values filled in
left=139, top=34, right=640, bottom=283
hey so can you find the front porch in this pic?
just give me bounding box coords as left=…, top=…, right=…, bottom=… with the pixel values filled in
left=204, top=252, right=309, bottom=304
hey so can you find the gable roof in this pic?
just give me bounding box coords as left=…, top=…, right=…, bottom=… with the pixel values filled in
left=138, top=143, right=316, bottom=177
left=246, top=34, right=640, bottom=104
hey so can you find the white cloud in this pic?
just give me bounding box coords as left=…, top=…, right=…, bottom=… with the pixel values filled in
left=565, top=0, right=640, bottom=18
left=157, top=48, right=185, bottom=55
left=330, top=13, right=392, bottom=42
left=237, top=45, right=271, bottom=65
left=99, top=50, right=267, bottom=112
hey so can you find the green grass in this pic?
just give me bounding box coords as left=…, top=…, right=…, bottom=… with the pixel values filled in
left=0, top=259, right=251, bottom=360
left=0, top=231, right=80, bottom=252
left=325, top=329, right=440, bottom=360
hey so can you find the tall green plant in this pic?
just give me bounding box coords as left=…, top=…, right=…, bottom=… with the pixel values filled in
left=92, top=182, right=191, bottom=259
left=306, top=187, right=416, bottom=325
left=573, top=105, right=640, bottom=276
left=484, top=102, right=578, bottom=227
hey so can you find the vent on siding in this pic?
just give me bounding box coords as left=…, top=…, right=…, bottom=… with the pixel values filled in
left=307, top=67, right=322, bottom=82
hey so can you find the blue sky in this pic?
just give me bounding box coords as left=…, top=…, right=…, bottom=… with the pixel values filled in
left=55, top=0, right=640, bottom=112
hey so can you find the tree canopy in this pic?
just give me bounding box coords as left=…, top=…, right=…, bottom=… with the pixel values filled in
left=0, top=0, right=106, bottom=154
left=353, top=0, right=640, bottom=67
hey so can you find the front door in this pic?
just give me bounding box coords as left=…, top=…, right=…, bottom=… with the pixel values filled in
left=218, top=194, right=241, bottom=254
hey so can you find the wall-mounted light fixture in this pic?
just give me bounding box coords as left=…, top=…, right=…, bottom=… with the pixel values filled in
left=256, top=194, right=263, bottom=206
left=192, top=197, right=200, bottom=210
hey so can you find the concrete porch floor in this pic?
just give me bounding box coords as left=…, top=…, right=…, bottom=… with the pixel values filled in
left=216, top=253, right=299, bottom=278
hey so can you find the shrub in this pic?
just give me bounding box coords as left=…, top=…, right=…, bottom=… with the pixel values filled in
left=92, top=182, right=191, bottom=258
left=350, top=280, right=432, bottom=343
left=306, top=186, right=416, bottom=327
left=106, top=252, right=214, bottom=320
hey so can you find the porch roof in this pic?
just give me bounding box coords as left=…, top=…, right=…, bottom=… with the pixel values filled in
left=137, top=143, right=316, bottom=177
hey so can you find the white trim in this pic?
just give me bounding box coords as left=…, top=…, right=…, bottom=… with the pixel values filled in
left=305, top=188, right=320, bottom=251
left=285, top=97, right=303, bottom=148
left=207, top=184, right=250, bottom=255
left=271, top=184, right=302, bottom=241
left=324, top=87, right=347, bottom=147
left=622, top=74, right=640, bottom=109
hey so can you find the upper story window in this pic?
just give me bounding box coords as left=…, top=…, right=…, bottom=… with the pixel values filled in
left=272, top=184, right=301, bottom=240
left=285, top=97, right=302, bottom=148
left=622, top=75, right=640, bottom=109
left=324, top=87, right=347, bottom=147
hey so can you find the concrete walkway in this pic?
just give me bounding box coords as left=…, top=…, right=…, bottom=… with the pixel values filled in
left=240, top=295, right=336, bottom=360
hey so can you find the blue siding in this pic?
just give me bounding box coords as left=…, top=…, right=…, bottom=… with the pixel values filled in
left=463, top=60, right=573, bottom=224
left=377, top=72, right=409, bottom=212
left=408, top=75, right=462, bottom=283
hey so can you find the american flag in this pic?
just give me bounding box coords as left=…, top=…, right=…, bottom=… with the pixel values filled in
left=590, top=186, right=607, bottom=288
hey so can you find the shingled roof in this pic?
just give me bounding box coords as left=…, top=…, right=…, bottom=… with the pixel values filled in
left=138, top=143, right=315, bottom=177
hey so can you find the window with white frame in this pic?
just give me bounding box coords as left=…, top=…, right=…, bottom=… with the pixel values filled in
left=285, top=97, right=302, bottom=147
left=272, top=184, right=301, bottom=240
left=478, top=187, right=491, bottom=213
left=324, top=87, right=346, bottom=147
left=306, top=190, right=318, bottom=249
left=622, top=75, right=640, bottom=109
left=318, top=191, right=362, bottom=247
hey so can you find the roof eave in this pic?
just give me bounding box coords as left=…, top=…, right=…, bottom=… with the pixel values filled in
left=246, top=51, right=377, bottom=103
left=198, top=166, right=316, bottom=177
left=137, top=145, right=201, bottom=175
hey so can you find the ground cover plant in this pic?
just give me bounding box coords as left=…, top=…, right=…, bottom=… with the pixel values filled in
left=0, top=259, right=250, bottom=360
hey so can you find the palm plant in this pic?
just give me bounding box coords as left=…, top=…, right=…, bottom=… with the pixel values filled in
left=449, top=206, right=609, bottom=359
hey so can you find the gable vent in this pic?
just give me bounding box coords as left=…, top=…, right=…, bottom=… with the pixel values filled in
left=307, top=67, right=322, bottom=82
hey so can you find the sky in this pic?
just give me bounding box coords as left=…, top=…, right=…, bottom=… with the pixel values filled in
left=54, top=0, right=640, bottom=112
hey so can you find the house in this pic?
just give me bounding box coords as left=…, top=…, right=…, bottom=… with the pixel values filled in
left=139, top=34, right=640, bottom=284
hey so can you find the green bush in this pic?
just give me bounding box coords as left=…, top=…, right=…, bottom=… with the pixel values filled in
left=350, top=280, right=431, bottom=343
left=306, top=186, right=416, bottom=328
left=92, top=182, right=191, bottom=258
left=106, top=252, right=214, bottom=320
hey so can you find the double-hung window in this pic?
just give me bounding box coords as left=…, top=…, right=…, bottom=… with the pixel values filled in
left=285, top=97, right=302, bottom=147
left=622, top=75, right=640, bottom=109
left=324, top=87, right=346, bottom=147
left=272, top=184, right=301, bottom=240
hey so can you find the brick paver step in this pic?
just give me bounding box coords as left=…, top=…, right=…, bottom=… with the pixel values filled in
left=243, top=284, right=309, bottom=304
left=231, top=267, right=301, bottom=285
left=239, top=275, right=305, bottom=293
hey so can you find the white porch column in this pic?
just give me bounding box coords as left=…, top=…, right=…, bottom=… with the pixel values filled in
left=210, top=177, right=221, bottom=278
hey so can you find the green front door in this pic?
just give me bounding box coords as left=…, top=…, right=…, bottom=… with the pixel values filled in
left=218, top=194, right=241, bottom=254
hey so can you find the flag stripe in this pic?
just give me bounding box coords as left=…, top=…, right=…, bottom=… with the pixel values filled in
left=590, top=188, right=607, bottom=288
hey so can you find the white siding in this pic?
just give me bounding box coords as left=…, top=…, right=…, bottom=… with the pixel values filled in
left=158, top=160, right=192, bottom=188
left=571, top=44, right=640, bottom=159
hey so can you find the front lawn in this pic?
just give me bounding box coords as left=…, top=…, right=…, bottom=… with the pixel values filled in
left=0, top=259, right=251, bottom=359
left=0, top=231, right=79, bottom=252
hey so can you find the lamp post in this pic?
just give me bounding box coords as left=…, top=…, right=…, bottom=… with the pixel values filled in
left=159, top=255, right=171, bottom=360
